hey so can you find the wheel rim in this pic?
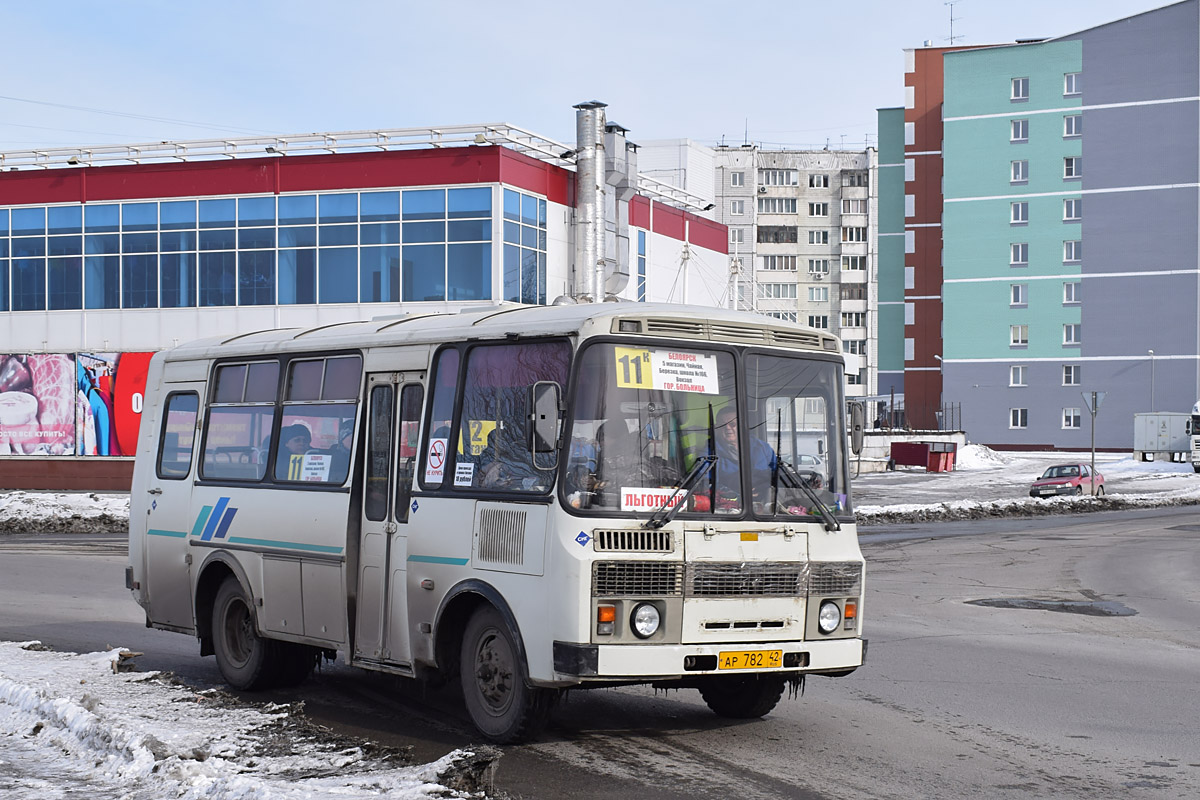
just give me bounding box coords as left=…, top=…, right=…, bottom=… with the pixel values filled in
left=222, top=597, right=255, bottom=668
left=472, top=626, right=516, bottom=716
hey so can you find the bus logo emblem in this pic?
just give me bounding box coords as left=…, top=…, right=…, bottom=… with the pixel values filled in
left=192, top=497, right=239, bottom=542
left=575, top=531, right=591, bottom=547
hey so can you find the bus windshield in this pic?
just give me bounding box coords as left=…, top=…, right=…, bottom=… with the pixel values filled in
left=564, top=341, right=849, bottom=520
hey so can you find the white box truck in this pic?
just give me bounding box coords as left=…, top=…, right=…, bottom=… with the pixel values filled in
left=1133, top=412, right=1192, bottom=463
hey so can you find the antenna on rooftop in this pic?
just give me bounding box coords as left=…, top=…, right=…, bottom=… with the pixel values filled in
left=945, top=0, right=964, bottom=44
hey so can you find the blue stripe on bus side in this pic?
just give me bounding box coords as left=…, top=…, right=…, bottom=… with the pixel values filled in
left=226, top=536, right=344, bottom=555
left=201, top=497, right=229, bottom=541
left=147, top=529, right=187, bottom=538
left=191, top=506, right=213, bottom=539
left=408, top=555, right=470, bottom=565
left=212, top=507, right=238, bottom=541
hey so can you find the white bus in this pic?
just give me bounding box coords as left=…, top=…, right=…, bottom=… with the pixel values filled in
left=127, top=302, right=867, bottom=742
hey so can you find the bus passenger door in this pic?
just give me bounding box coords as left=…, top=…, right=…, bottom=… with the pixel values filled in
left=354, top=375, right=423, bottom=668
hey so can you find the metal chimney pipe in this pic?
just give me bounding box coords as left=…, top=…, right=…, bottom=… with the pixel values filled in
left=573, top=101, right=607, bottom=302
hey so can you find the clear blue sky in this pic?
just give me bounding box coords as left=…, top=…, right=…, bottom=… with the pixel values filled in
left=0, top=0, right=1174, bottom=153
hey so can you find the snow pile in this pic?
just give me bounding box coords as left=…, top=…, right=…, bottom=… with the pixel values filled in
left=1097, top=456, right=1194, bottom=478
left=951, top=444, right=1010, bottom=471
left=0, top=491, right=129, bottom=534
left=0, top=641, right=495, bottom=799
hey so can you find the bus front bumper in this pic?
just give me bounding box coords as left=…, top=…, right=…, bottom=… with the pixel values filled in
left=552, top=637, right=865, bottom=681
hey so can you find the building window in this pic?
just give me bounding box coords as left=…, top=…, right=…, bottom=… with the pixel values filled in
left=730, top=199, right=745, bottom=216
left=842, top=312, right=866, bottom=327
left=1011, top=202, right=1029, bottom=224
left=1011, top=119, right=1029, bottom=142
left=1011, top=324, right=1028, bottom=346
left=1011, top=242, right=1029, bottom=266
left=842, top=172, right=868, bottom=188
left=846, top=371, right=863, bottom=385
left=760, top=169, right=798, bottom=186
left=730, top=228, right=746, bottom=244
left=843, top=339, right=867, bottom=355
left=758, top=226, right=798, bottom=244
left=841, top=227, right=867, bottom=243
left=500, top=188, right=546, bottom=305
left=1064, top=72, right=1081, bottom=96
left=637, top=230, right=647, bottom=302
left=758, top=197, right=797, bottom=214
left=1064, top=198, right=1082, bottom=221
left=808, top=203, right=829, bottom=217
left=842, top=255, right=867, bottom=271
left=760, top=283, right=798, bottom=299
left=760, top=255, right=797, bottom=271
left=1011, top=283, right=1028, bottom=306
left=1063, top=407, right=1082, bottom=429
left=763, top=310, right=798, bottom=322
left=1063, top=364, right=1081, bottom=385
left=1064, top=240, right=1082, bottom=263
left=808, top=259, right=830, bottom=275
left=1063, top=281, right=1081, bottom=304
left=841, top=199, right=867, bottom=214
left=809, top=174, right=829, bottom=188
left=1011, top=160, right=1029, bottom=183
left=807, top=314, right=829, bottom=329
left=1064, top=157, right=1082, bottom=179
left=808, top=230, right=829, bottom=245
left=1064, top=323, right=1081, bottom=345
left=1011, top=77, right=1029, bottom=101
left=840, top=285, right=865, bottom=301
left=1010, top=408, right=1029, bottom=429
left=1010, top=365, right=1027, bottom=386
left=730, top=172, right=745, bottom=187
left=808, top=286, right=829, bottom=302
left=1064, top=114, right=1082, bottom=137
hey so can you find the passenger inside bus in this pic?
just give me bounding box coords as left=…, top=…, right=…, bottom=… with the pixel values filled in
left=276, top=424, right=311, bottom=480
left=327, top=419, right=355, bottom=483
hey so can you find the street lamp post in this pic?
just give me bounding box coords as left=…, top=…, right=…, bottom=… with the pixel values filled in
left=1148, top=349, right=1155, bottom=411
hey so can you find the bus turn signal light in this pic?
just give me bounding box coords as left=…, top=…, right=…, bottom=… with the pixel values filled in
left=597, top=605, right=616, bottom=635
left=844, top=599, right=857, bottom=629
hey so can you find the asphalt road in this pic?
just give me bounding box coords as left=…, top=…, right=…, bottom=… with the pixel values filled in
left=1, top=508, right=1198, bottom=799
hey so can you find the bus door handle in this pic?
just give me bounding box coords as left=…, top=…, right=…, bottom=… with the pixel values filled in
left=147, top=488, right=163, bottom=495
left=385, top=522, right=397, bottom=534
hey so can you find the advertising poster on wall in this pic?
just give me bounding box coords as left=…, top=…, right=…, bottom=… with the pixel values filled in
left=0, top=354, right=77, bottom=455
left=76, top=352, right=155, bottom=456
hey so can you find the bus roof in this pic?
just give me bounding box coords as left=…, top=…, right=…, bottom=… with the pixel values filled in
left=161, top=302, right=840, bottom=361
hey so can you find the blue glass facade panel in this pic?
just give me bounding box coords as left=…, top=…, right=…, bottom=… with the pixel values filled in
left=278, top=195, right=316, bottom=225
left=318, top=248, right=357, bottom=303
left=448, top=220, right=489, bottom=242
left=503, top=244, right=519, bottom=302
left=199, top=199, right=235, bottom=229
left=238, top=196, right=275, bottom=227
left=160, top=231, right=196, bottom=252
left=12, top=258, right=46, bottom=310
left=84, top=257, right=120, bottom=309
left=48, top=206, right=82, bottom=235
left=238, top=228, right=275, bottom=250
left=403, top=244, right=445, bottom=301
left=447, top=243, right=489, bottom=301
left=122, top=254, right=157, bottom=308
left=238, top=250, right=275, bottom=305
left=123, top=233, right=157, bottom=253
left=86, top=235, right=119, bottom=255
left=403, top=221, right=444, bottom=244
left=278, top=226, right=316, bottom=248
left=161, top=253, right=196, bottom=308
left=49, top=236, right=82, bottom=257
left=85, top=205, right=118, bottom=233
left=199, top=252, right=237, bottom=306
left=448, top=187, right=490, bottom=219
left=360, top=191, right=400, bottom=222
left=361, top=223, right=400, bottom=245
left=48, top=257, right=82, bottom=310
left=361, top=246, right=400, bottom=302
left=200, top=229, right=236, bottom=251
left=160, top=200, right=196, bottom=230
left=279, top=249, right=316, bottom=304
left=0, top=260, right=7, bottom=312
left=122, top=203, right=157, bottom=232
left=319, top=194, right=357, bottom=224
left=403, top=190, right=444, bottom=221
left=319, top=225, right=357, bottom=247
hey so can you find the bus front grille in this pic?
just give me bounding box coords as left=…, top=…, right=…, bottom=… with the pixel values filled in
left=808, top=562, right=863, bottom=595
left=592, top=529, right=673, bottom=553
left=592, top=562, right=684, bottom=597
left=687, top=563, right=807, bottom=597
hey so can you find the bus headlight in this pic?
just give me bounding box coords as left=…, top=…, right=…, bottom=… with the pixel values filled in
left=817, top=601, right=842, bottom=634
left=631, top=603, right=661, bottom=639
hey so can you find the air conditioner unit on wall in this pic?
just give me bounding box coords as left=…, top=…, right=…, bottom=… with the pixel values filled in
left=758, top=186, right=768, bottom=193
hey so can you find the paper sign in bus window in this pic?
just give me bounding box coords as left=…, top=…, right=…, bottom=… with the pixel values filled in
left=614, top=347, right=719, bottom=394
left=425, top=437, right=448, bottom=483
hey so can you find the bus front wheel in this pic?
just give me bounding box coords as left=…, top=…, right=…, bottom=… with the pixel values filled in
left=213, top=576, right=280, bottom=690
left=460, top=606, right=553, bottom=743
left=699, top=674, right=786, bottom=719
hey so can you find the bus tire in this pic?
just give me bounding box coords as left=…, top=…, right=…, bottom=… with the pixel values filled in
left=699, top=674, right=786, bottom=719
left=460, top=606, right=553, bottom=743
left=212, top=576, right=280, bottom=691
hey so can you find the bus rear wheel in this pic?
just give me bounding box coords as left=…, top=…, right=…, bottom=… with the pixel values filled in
left=213, top=576, right=280, bottom=690
left=460, top=606, right=553, bottom=743
left=699, top=674, right=786, bottom=719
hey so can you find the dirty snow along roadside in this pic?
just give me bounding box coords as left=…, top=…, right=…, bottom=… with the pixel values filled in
left=0, top=641, right=495, bottom=799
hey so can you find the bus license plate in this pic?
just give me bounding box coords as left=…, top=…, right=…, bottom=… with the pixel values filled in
left=718, top=650, right=782, bottom=670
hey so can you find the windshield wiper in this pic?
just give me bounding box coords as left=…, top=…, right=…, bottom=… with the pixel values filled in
left=778, top=461, right=841, bottom=532
left=644, top=455, right=718, bottom=530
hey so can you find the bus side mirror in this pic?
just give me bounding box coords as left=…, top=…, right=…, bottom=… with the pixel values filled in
left=530, top=382, right=562, bottom=461
left=849, top=401, right=865, bottom=456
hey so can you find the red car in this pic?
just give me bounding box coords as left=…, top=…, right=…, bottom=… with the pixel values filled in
left=1029, top=463, right=1105, bottom=497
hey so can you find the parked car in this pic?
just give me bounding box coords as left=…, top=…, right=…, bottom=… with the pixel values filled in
left=1029, top=463, right=1105, bottom=497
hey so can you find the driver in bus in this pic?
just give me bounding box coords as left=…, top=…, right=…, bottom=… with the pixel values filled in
left=711, top=405, right=776, bottom=510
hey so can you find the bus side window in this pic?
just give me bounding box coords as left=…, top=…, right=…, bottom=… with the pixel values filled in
left=156, top=392, right=199, bottom=479
left=394, top=384, right=424, bottom=522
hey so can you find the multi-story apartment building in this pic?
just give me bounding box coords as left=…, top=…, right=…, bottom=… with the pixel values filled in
left=881, top=0, right=1198, bottom=448
left=711, top=146, right=880, bottom=406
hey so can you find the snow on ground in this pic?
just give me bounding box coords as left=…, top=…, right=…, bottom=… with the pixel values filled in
left=0, top=641, right=494, bottom=799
